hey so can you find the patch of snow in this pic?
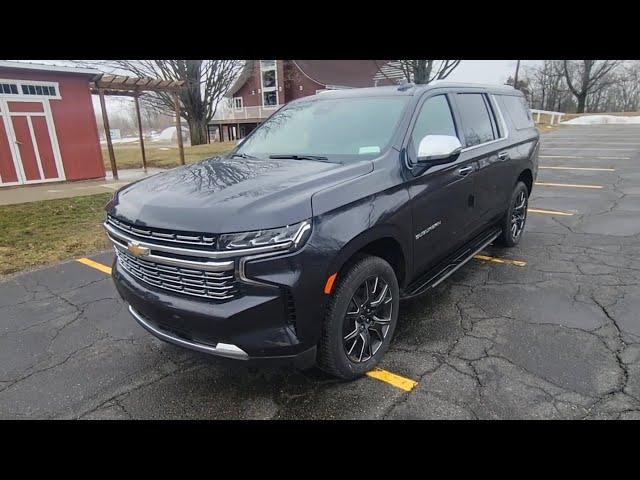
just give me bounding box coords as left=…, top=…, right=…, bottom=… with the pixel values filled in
left=562, top=115, right=640, bottom=125
left=153, top=126, right=190, bottom=142
left=100, top=136, right=140, bottom=145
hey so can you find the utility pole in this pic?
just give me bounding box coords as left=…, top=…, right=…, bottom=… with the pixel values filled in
left=513, top=60, right=521, bottom=90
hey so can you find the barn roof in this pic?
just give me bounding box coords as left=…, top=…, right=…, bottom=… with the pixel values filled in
left=0, top=61, right=102, bottom=79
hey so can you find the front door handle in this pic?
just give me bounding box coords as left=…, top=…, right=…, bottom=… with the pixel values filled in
left=498, top=151, right=509, bottom=160
left=457, top=166, right=474, bottom=176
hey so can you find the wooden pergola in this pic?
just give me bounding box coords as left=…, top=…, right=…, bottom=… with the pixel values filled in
left=91, top=74, right=186, bottom=180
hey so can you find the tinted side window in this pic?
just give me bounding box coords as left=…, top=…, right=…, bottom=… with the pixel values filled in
left=456, top=93, right=496, bottom=147
left=498, top=95, right=534, bottom=130
left=409, top=95, right=457, bottom=158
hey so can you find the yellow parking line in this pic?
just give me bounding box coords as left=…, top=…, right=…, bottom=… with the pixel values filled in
left=539, top=166, right=615, bottom=172
left=473, top=255, right=527, bottom=267
left=528, top=208, right=574, bottom=216
left=535, top=182, right=603, bottom=189
left=76, top=258, right=112, bottom=275
left=366, top=368, right=418, bottom=392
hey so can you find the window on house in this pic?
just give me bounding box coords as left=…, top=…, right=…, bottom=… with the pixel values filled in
left=260, top=60, right=276, bottom=69
left=263, top=91, right=277, bottom=106
left=262, top=70, right=276, bottom=89
left=0, top=83, right=18, bottom=94
left=20, top=84, right=57, bottom=96
left=233, top=97, right=243, bottom=110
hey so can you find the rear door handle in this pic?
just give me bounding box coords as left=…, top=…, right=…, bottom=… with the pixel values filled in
left=498, top=151, right=509, bottom=160
left=457, top=166, right=474, bottom=176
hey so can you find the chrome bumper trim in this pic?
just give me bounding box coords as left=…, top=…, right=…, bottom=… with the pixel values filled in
left=128, top=305, right=249, bottom=360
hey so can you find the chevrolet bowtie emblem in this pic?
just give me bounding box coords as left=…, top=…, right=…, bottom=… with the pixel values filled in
left=127, top=240, right=150, bottom=257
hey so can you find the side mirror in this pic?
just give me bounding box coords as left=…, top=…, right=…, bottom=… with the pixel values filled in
left=416, top=135, right=463, bottom=166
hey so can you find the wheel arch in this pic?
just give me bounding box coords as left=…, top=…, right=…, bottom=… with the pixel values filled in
left=327, top=226, right=411, bottom=290
left=517, top=168, right=533, bottom=196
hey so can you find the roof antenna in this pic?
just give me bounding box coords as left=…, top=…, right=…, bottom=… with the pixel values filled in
left=397, top=82, right=415, bottom=92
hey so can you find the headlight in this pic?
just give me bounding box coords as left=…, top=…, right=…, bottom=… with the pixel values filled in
left=217, top=220, right=312, bottom=251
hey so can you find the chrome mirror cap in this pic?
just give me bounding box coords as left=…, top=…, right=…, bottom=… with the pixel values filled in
left=417, top=135, right=463, bottom=162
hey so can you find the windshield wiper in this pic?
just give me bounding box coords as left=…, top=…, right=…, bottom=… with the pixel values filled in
left=231, top=152, right=259, bottom=159
left=269, top=154, right=331, bottom=162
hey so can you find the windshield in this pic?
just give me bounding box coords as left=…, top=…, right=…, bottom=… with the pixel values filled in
left=235, top=96, right=409, bottom=161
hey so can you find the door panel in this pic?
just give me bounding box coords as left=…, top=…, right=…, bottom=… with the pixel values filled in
left=11, top=116, right=41, bottom=181
left=452, top=92, right=510, bottom=232
left=0, top=117, right=19, bottom=184
left=406, top=93, right=476, bottom=277
left=408, top=160, right=475, bottom=276
left=460, top=143, right=507, bottom=229
left=31, top=116, right=59, bottom=179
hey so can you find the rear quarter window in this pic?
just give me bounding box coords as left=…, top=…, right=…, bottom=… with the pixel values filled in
left=498, top=95, right=534, bottom=130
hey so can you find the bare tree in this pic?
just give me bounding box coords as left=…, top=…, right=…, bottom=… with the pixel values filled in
left=615, top=61, right=640, bottom=111
left=379, top=60, right=461, bottom=84
left=79, top=60, right=243, bottom=145
left=563, top=60, right=621, bottom=113
left=524, top=60, right=570, bottom=111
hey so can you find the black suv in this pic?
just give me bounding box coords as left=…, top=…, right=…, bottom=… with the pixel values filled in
left=106, top=83, right=538, bottom=379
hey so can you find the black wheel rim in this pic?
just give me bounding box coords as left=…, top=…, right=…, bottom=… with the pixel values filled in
left=342, top=276, right=393, bottom=363
left=511, top=190, right=527, bottom=240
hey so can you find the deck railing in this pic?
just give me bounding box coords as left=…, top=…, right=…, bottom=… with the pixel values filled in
left=531, top=109, right=565, bottom=125
left=213, top=105, right=280, bottom=122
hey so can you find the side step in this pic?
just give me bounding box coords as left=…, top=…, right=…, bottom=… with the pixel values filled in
left=400, top=227, right=501, bottom=300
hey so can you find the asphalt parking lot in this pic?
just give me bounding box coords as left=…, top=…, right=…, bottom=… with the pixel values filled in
left=2, top=124, right=640, bottom=420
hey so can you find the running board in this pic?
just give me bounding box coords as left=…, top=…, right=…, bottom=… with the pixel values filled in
left=400, top=227, right=501, bottom=300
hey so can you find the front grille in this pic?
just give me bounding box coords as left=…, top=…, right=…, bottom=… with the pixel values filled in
left=107, top=215, right=216, bottom=248
left=116, top=248, right=237, bottom=301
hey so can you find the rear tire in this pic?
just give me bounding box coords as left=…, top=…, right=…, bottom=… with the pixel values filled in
left=317, top=255, right=400, bottom=380
left=496, top=181, right=529, bottom=247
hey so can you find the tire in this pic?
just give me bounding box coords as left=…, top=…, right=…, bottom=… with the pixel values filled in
left=317, top=255, right=400, bottom=380
left=496, top=181, right=529, bottom=247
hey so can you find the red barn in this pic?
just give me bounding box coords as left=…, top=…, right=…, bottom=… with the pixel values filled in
left=0, top=61, right=105, bottom=187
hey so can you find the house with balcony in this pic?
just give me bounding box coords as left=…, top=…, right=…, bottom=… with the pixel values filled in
left=209, top=60, right=402, bottom=142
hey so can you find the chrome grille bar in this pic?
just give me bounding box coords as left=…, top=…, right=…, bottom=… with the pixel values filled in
left=107, top=215, right=216, bottom=247
left=116, top=248, right=236, bottom=300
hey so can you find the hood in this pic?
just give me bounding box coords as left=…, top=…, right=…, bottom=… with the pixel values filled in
left=107, top=156, right=372, bottom=233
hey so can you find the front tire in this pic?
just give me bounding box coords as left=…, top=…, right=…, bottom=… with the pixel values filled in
left=497, top=181, right=529, bottom=247
left=317, top=255, right=400, bottom=380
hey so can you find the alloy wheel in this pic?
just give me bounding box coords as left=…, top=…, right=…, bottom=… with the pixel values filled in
left=510, top=190, right=528, bottom=240
left=342, top=276, right=393, bottom=363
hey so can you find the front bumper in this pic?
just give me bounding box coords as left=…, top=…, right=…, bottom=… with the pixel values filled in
left=112, top=253, right=324, bottom=369
left=129, top=305, right=249, bottom=360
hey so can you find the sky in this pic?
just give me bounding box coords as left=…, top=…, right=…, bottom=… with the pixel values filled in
left=446, top=60, right=523, bottom=84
